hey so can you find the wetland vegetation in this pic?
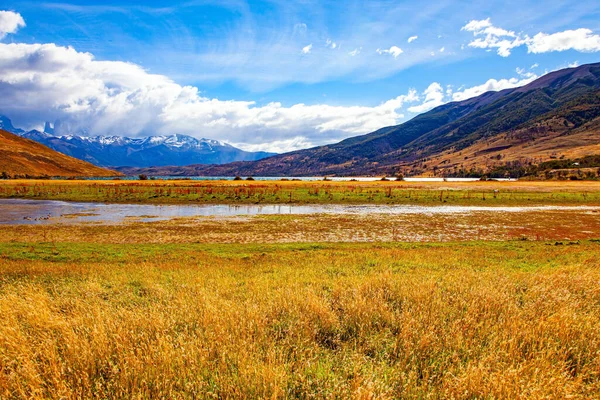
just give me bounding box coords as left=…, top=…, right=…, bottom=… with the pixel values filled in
left=2, top=179, right=600, bottom=206
left=1, top=179, right=600, bottom=398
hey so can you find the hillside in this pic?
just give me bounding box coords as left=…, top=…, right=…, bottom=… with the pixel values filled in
left=124, top=62, right=600, bottom=177
left=0, top=129, right=120, bottom=178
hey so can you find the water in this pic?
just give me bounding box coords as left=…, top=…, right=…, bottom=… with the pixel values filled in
left=0, top=199, right=597, bottom=225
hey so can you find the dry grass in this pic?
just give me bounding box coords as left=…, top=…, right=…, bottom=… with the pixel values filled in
left=2, top=208, right=600, bottom=244
left=0, top=130, right=119, bottom=178
left=2, top=181, right=600, bottom=398
left=2, top=179, right=600, bottom=205
left=0, top=241, right=599, bottom=398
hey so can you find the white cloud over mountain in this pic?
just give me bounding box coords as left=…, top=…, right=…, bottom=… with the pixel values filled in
left=407, top=83, right=445, bottom=113
left=0, top=10, right=585, bottom=153
left=0, top=38, right=549, bottom=152
left=451, top=75, right=537, bottom=101
left=463, top=18, right=600, bottom=57
left=0, top=41, right=425, bottom=152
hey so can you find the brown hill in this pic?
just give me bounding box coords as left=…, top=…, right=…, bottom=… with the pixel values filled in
left=0, top=129, right=120, bottom=177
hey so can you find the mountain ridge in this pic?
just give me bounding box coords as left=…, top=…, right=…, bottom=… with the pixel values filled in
left=0, top=118, right=276, bottom=168
left=0, top=129, right=120, bottom=178
left=119, top=62, right=600, bottom=177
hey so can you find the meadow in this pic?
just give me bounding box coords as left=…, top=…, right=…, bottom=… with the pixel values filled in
left=1, top=240, right=600, bottom=398
left=1, top=180, right=600, bottom=398
left=2, top=179, right=600, bottom=205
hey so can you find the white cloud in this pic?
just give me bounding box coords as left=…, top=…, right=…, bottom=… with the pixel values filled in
left=462, top=19, right=600, bottom=57
left=377, top=45, right=403, bottom=58
left=516, top=67, right=536, bottom=79
left=402, top=70, right=540, bottom=113
left=530, top=63, right=539, bottom=69
left=0, top=42, right=425, bottom=153
left=452, top=74, right=537, bottom=102
left=407, top=36, right=418, bottom=43
left=301, top=44, right=312, bottom=54
left=325, top=39, right=337, bottom=49
left=348, top=47, right=361, bottom=57
left=528, top=29, right=600, bottom=54
left=568, top=61, right=579, bottom=68
left=439, top=47, right=445, bottom=53
left=0, top=11, right=25, bottom=39
left=407, top=83, right=444, bottom=113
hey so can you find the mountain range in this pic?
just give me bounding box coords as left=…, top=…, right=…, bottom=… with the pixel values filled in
left=0, top=119, right=275, bottom=168
left=118, top=62, right=600, bottom=177
left=2, top=62, right=599, bottom=177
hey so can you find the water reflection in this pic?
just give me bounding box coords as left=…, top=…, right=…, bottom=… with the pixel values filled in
left=0, top=198, right=597, bottom=225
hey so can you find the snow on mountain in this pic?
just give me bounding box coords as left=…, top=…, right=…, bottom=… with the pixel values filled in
left=0, top=115, right=275, bottom=168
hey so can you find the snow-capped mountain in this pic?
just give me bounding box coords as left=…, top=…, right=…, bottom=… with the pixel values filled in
left=0, top=116, right=275, bottom=168
left=0, top=116, right=24, bottom=135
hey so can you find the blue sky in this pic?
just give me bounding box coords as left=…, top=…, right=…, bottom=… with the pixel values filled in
left=0, top=0, right=599, bottom=152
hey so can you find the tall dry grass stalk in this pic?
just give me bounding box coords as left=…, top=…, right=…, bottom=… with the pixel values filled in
left=0, top=241, right=599, bottom=398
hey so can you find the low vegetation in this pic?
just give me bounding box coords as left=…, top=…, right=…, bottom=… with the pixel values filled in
left=1, top=178, right=599, bottom=397
left=2, top=179, right=600, bottom=205
left=1, top=240, right=599, bottom=398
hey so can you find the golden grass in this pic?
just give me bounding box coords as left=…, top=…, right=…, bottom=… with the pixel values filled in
left=2, top=179, right=600, bottom=205
left=0, top=241, right=599, bottom=398
left=2, top=182, right=600, bottom=398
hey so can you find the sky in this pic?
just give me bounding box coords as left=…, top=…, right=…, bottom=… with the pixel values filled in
left=0, top=0, right=599, bottom=153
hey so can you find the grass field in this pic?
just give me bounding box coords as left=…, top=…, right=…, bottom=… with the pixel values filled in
left=1, top=240, right=599, bottom=398
left=1, top=180, right=600, bottom=398
left=2, top=179, right=600, bottom=205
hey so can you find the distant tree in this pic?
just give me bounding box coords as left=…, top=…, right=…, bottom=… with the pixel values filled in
left=0, top=171, right=9, bottom=180
left=233, top=176, right=243, bottom=181
left=246, top=176, right=255, bottom=181
left=138, top=174, right=148, bottom=181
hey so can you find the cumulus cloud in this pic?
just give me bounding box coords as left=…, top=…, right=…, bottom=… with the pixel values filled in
left=407, top=83, right=444, bottom=113
left=528, top=29, right=600, bottom=54
left=407, top=36, right=418, bottom=43
left=301, top=43, right=312, bottom=54
left=451, top=74, right=537, bottom=102
left=462, top=18, right=600, bottom=57
left=377, top=45, right=403, bottom=58
left=0, top=10, right=25, bottom=39
left=325, top=39, right=337, bottom=49
left=0, top=42, right=426, bottom=152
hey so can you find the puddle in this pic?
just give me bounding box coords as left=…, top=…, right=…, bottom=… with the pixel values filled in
left=1, top=198, right=599, bottom=225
